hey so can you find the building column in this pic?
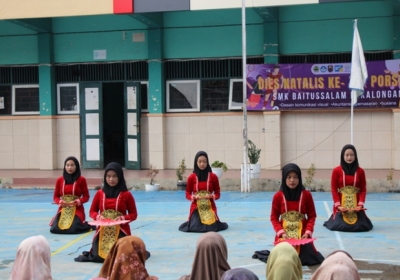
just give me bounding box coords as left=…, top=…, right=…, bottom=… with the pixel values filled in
left=38, top=33, right=57, bottom=169
left=147, top=28, right=166, bottom=168
left=264, top=22, right=279, bottom=64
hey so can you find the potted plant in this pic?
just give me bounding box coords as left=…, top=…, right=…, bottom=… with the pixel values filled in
left=145, top=164, right=160, bottom=191
left=304, top=163, right=316, bottom=192
left=211, top=160, right=228, bottom=178
left=176, top=158, right=187, bottom=190
left=248, top=139, right=261, bottom=178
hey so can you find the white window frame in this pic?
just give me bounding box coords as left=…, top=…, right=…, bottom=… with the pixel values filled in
left=166, top=80, right=200, bottom=112
left=57, top=83, right=80, bottom=115
left=229, top=79, right=243, bottom=110
left=141, top=81, right=149, bottom=113
left=12, top=85, right=40, bottom=115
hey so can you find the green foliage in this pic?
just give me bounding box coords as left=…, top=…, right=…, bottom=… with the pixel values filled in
left=176, top=158, right=187, bottom=181
left=211, top=160, right=228, bottom=172
left=146, top=164, right=159, bottom=185
left=304, top=163, right=316, bottom=190
left=247, top=140, right=261, bottom=164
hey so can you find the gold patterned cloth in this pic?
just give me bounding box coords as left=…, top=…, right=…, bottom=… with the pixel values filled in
left=281, top=211, right=304, bottom=254
left=196, top=191, right=216, bottom=225
left=98, top=209, right=122, bottom=259
left=58, top=195, right=78, bottom=230
left=339, top=186, right=359, bottom=225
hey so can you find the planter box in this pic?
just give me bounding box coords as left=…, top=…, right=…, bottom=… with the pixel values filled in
left=145, top=183, right=160, bottom=191
left=212, top=167, right=223, bottom=178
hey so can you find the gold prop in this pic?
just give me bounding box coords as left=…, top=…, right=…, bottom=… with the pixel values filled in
left=58, top=195, right=78, bottom=230
left=281, top=211, right=304, bottom=254
left=98, top=209, right=122, bottom=259
left=339, top=186, right=359, bottom=225
left=196, top=191, right=216, bottom=225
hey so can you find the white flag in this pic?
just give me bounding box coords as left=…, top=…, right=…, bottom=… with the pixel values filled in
left=349, top=20, right=368, bottom=105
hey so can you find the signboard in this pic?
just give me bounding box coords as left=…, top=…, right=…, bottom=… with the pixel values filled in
left=246, top=60, right=400, bottom=111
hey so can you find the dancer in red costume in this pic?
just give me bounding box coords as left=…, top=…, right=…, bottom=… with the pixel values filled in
left=324, top=144, right=373, bottom=232
left=179, top=151, right=228, bottom=232
left=50, top=156, right=93, bottom=234
left=74, top=162, right=141, bottom=262
left=270, top=163, right=324, bottom=265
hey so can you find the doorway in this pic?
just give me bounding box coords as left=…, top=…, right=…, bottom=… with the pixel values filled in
left=103, top=82, right=125, bottom=167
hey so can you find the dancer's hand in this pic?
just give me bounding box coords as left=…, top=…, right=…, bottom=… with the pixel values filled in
left=96, top=215, right=106, bottom=220
left=301, top=233, right=310, bottom=239
left=281, top=233, right=288, bottom=240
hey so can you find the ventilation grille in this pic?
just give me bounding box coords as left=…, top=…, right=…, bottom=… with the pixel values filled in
left=55, top=62, right=148, bottom=83
left=165, top=57, right=264, bottom=79
left=0, top=66, right=38, bottom=84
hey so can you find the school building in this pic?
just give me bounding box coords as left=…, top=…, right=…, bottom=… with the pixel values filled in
left=0, top=0, right=399, bottom=171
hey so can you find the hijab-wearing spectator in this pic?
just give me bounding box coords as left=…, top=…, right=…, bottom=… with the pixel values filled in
left=9, top=235, right=52, bottom=280
left=98, top=236, right=158, bottom=280
left=221, top=267, right=259, bottom=280
left=266, top=242, right=302, bottom=280
left=311, top=250, right=360, bottom=280
left=180, top=232, right=231, bottom=280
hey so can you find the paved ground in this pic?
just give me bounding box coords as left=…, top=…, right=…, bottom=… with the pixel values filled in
left=1, top=189, right=400, bottom=280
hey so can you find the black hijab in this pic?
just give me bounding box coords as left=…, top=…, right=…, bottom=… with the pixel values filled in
left=193, top=151, right=212, bottom=182
left=340, top=144, right=359, bottom=175
left=280, top=163, right=305, bottom=201
left=63, top=156, right=81, bottom=184
left=102, top=162, right=128, bottom=198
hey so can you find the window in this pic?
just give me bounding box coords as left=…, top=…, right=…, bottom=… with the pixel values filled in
left=202, top=79, right=229, bottom=111
left=57, top=83, right=79, bottom=114
left=229, top=79, right=243, bottom=110
left=0, top=86, right=11, bottom=115
left=140, top=81, right=148, bottom=112
left=167, top=80, right=200, bottom=112
left=12, top=85, right=39, bottom=115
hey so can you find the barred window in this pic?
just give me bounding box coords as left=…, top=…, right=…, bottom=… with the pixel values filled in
left=12, top=85, right=39, bottom=115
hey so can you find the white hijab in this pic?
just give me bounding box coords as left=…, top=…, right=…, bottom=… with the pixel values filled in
left=9, top=235, right=52, bottom=280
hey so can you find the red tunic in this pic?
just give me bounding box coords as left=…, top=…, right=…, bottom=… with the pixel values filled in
left=185, top=172, right=221, bottom=219
left=51, top=176, right=89, bottom=224
left=270, top=190, right=317, bottom=241
left=330, top=166, right=367, bottom=214
left=89, top=189, right=138, bottom=236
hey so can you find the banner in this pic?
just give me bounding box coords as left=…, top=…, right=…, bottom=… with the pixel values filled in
left=246, top=60, right=400, bottom=111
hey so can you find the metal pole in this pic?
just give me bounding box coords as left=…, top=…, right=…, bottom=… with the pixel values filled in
left=242, top=0, right=249, bottom=192
left=351, top=97, right=354, bottom=144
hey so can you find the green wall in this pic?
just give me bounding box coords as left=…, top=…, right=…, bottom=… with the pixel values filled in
left=0, top=1, right=398, bottom=64
left=0, top=35, right=38, bottom=65
left=53, top=31, right=148, bottom=63
left=279, top=1, right=394, bottom=54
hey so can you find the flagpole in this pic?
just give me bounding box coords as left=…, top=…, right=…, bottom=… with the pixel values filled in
left=242, top=0, right=249, bottom=192
left=350, top=99, right=354, bottom=144
left=350, top=19, right=356, bottom=145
